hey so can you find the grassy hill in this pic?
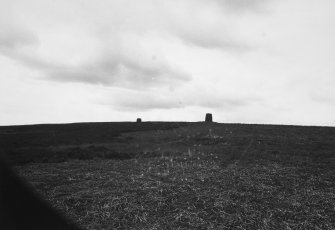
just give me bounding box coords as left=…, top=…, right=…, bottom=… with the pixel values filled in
left=1, top=122, right=335, bottom=229
left=0, top=122, right=188, bottom=164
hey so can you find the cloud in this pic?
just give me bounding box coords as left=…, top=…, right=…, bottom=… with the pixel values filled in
left=110, top=95, right=184, bottom=111
left=208, top=0, right=268, bottom=12
left=173, top=26, right=250, bottom=51
left=0, top=22, right=38, bottom=52
left=2, top=0, right=335, bottom=126
left=46, top=53, right=191, bottom=89
left=0, top=0, right=269, bottom=91
left=0, top=27, right=191, bottom=90
left=0, top=30, right=37, bottom=50
left=0, top=0, right=267, bottom=88
left=113, top=96, right=251, bottom=111
left=158, top=0, right=266, bottom=51
left=100, top=87, right=255, bottom=112
left=4, top=49, right=191, bottom=90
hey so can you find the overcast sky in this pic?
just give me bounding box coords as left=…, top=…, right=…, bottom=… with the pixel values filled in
left=1, top=0, right=335, bottom=126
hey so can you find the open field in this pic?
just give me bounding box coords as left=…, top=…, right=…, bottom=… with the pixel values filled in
left=1, top=122, right=335, bottom=229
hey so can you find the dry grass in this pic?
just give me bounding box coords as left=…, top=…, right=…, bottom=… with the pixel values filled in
left=5, top=122, right=335, bottom=229
left=17, top=153, right=335, bottom=229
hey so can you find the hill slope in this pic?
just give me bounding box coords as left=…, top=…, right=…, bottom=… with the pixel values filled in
left=1, top=122, right=335, bottom=229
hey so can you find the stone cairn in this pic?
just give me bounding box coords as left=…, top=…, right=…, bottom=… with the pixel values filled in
left=136, top=118, right=142, bottom=123
left=205, top=113, right=213, bottom=122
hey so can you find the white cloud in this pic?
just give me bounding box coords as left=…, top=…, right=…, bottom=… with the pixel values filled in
left=1, top=0, right=335, bottom=125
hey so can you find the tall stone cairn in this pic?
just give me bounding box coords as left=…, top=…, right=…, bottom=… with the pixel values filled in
left=205, top=113, right=213, bottom=122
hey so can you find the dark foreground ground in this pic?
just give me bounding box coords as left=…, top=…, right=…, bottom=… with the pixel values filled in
left=1, top=122, right=335, bottom=229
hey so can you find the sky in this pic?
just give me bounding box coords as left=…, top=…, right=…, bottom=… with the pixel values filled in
left=1, top=0, right=335, bottom=126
